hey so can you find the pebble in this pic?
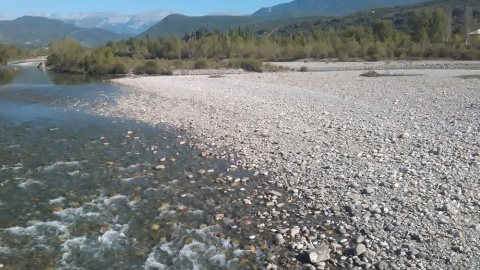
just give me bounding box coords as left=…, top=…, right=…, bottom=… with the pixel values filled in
left=155, top=165, right=165, bottom=170
left=355, top=244, right=366, bottom=256
left=385, top=224, right=395, bottom=231
left=214, top=214, right=224, bottom=221
left=290, top=227, right=300, bottom=238
left=376, top=261, right=388, bottom=270
left=307, top=244, right=331, bottom=264
left=363, top=187, right=375, bottom=194
left=356, top=236, right=365, bottom=243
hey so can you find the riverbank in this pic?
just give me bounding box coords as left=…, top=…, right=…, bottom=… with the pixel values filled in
left=8, top=56, right=47, bottom=67
left=97, top=61, right=480, bottom=269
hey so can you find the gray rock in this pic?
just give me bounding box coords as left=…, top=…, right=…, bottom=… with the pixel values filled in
left=269, top=190, right=282, bottom=197
left=385, top=224, right=395, bottom=231
left=155, top=165, right=165, bottom=170
left=470, top=224, right=480, bottom=231
left=417, top=252, right=427, bottom=259
left=356, top=235, right=365, bottom=244
left=363, top=187, right=375, bottom=194
left=355, top=244, right=366, bottom=256
left=376, top=261, right=389, bottom=270
left=345, top=204, right=356, bottom=213
left=442, top=203, right=452, bottom=211
left=307, top=244, right=331, bottom=264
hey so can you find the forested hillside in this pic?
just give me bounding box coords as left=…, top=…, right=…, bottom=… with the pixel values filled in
left=138, top=14, right=260, bottom=39
left=252, top=0, right=428, bottom=17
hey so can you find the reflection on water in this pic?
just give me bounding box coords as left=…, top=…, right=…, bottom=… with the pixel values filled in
left=50, top=71, right=114, bottom=86
left=0, top=68, right=24, bottom=85
left=0, top=65, right=115, bottom=86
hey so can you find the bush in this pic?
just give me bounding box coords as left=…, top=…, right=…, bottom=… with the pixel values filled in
left=93, top=63, right=111, bottom=75
left=173, top=60, right=185, bottom=69
left=299, top=66, right=308, bottom=72
left=132, top=60, right=173, bottom=75
left=194, top=58, right=209, bottom=69
left=110, top=62, right=129, bottom=74
left=263, top=62, right=285, bottom=72
left=229, top=58, right=263, bottom=72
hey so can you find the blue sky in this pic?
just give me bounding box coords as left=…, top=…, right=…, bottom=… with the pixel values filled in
left=0, top=0, right=289, bottom=19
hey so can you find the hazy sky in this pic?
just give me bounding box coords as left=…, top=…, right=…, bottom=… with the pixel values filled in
left=0, top=0, right=289, bottom=19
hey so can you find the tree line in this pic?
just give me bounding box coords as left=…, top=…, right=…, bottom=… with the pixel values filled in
left=0, top=44, right=46, bottom=65
left=44, top=6, right=480, bottom=75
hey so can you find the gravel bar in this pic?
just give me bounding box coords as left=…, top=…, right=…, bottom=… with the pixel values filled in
left=98, top=61, right=480, bottom=269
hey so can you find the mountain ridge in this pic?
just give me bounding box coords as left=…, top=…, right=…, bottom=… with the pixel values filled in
left=253, top=0, right=429, bottom=17
left=0, top=16, right=129, bottom=48
left=44, top=10, right=177, bottom=34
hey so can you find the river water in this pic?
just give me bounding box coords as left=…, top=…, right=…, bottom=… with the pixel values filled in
left=0, top=66, right=276, bottom=269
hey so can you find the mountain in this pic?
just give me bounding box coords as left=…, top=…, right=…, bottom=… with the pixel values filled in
left=253, top=0, right=429, bottom=17
left=44, top=10, right=176, bottom=35
left=138, top=14, right=260, bottom=39
left=267, top=0, right=480, bottom=37
left=0, top=16, right=129, bottom=48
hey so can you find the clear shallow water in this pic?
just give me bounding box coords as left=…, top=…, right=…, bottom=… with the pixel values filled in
left=0, top=67, right=273, bottom=269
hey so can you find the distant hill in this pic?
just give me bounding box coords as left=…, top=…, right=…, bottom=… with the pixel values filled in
left=268, top=0, right=480, bottom=37
left=253, top=0, right=429, bottom=17
left=0, top=16, right=129, bottom=48
left=139, top=0, right=438, bottom=39
left=45, top=10, right=176, bottom=35
left=138, top=14, right=260, bottom=38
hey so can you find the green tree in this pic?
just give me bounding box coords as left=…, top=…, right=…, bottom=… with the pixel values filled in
left=373, top=20, right=394, bottom=42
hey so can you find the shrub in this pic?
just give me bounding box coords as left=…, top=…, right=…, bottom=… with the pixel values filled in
left=173, top=60, right=185, bottom=69
left=144, top=60, right=159, bottom=74
left=110, top=62, right=129, bottom=74
left=263, top=62, right=285, bottom=72
left=229, top=58, right=263, bottom=72
left=299, top=66, right=308, bottom=72
left=159, top=69, right=173, bottom=76
left=93, top=63, right=110, bottom=75
left=194, top=58, right=209, bottom=69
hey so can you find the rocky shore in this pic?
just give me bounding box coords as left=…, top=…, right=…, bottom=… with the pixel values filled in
left=98, top=62, right=480, bottom=269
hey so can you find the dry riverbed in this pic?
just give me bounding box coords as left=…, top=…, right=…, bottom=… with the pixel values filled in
left=96, top=61, right=480, bottom=269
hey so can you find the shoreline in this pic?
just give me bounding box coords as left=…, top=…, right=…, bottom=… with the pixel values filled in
left=97, top=63, right=480, bottom=269
left=7, top=56, right=47, bottom=67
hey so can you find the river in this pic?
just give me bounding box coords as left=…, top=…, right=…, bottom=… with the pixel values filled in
left=0, top=66, right=272, bottom=269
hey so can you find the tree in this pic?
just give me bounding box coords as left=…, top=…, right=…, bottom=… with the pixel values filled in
left=445, top=6, right=452, bottom=43
left=373, top=20, right=394, bottom=42
left=465, top=6, right=473, bottom=44
left=47, top=38, right=86, bottom=73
